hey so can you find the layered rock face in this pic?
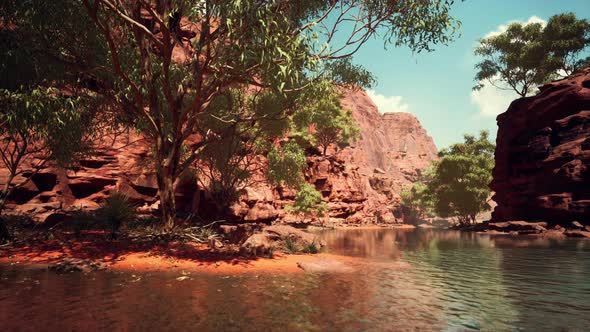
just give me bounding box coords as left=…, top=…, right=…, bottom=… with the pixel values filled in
left=2, top=88, right=438, bottom=224
left=491, top=68, right=590, bottom=225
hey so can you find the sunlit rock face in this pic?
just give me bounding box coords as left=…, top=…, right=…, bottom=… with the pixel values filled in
left=329, top=88, right=439, bottom=223
left=491, top=68, right=590, bottom=224
left=1, top=88, right=438, bottom=224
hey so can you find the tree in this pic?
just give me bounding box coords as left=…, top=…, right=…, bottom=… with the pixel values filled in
left=0, top=1, right=105, bottom=241
left=5, top=0, right=460, bottom=230
left=286, top=183, right=327, bottom=223
left=473, top=12, right=590, bottom=97
left=409, top=131, right=494, bottom=226
left=293, top=82, right=360, bottom=155
left=400, top=181, right=433, bottom=224
left=543, top=13, right=590, bottom=76
left=0, top=89, right=93, bottom=241
left=430, top=131, right=495, bottom=225
left=473, top=21, right=549, bottom=97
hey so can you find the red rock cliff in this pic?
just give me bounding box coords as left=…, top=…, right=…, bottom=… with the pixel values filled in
left=2, top=88, right=438, bottom=225
left=491, top=68, right=590, bottom=224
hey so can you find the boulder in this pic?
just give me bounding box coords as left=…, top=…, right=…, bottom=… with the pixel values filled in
left=240, top=225, right=324, bottom=256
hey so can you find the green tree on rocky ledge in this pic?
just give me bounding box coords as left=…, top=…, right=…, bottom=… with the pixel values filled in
left=2, top=0, right=461, bottom=231
left=292, top=80, right=360, bottom=156
left=473, top=12, right=590, bottom=97
left=286, top=183, right=327, bottom=224
left=404, top=131, right=495, bottom=227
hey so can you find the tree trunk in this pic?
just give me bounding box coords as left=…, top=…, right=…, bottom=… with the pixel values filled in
left=158, top=170, right=177, bottom=231
left=322, top=145, right=328, bottom=156
left=0, top=186, right=12, bottom=242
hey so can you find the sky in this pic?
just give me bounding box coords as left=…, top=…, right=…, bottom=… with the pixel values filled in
left=344, top=0, right=590, bottom=149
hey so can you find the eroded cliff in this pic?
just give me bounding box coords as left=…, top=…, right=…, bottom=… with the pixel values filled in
left=2, top=88, right=438, bottom=225
left=491, top=68, right=590, bottom=225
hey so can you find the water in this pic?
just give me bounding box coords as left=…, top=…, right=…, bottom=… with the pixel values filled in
left=1, top=229, right=589, bottom=331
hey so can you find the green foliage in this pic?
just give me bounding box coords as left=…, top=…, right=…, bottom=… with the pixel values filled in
left=429, top=131, right=495, bottom=225
left=267, top=142, right=308, bottom=188
left=326, top=58, right=376, bottom=89
left=400, top=182, right=434, bottom=224
left=286, top=183, right=327, bottom=222
left=293, top=82, right=360, bottom=155
left=543, top=13, right=590, bottom=76
left=0, top=87, right=93, bottom=226
left=282, top=237, right=299, bottom=254
left=474, top=12, right=590, bottom=97
left=302, top=240, right=320, bottom=254
left=97, top=192, right=136, bottom=238
left=1, top=0, right=460, bottom=228
left=0, top=0, right=108, bottom=90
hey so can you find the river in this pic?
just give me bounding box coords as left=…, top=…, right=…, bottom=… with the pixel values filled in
left=1, top=228, right=589, bottom=331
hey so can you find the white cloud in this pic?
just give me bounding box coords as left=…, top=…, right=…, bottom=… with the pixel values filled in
left=471, top=80, right=518, bottom=117
left=366, top=90, right=409, bottom=114
left=484, top=16, right=546, bottom=38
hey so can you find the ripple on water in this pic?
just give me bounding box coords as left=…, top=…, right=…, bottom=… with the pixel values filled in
left=1, top=229, right=590, bottom=331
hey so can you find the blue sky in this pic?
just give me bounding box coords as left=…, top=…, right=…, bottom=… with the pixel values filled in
left=346, top=0, right=590, bottom=149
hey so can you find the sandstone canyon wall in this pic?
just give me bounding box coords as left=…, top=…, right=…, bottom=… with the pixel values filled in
left=1, top=88, right=438, bottom=225
left=491, top=68, right=590, bottom=224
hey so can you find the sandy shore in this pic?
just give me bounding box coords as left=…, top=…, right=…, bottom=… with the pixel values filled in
left=0, top=240, right=358, bottom=274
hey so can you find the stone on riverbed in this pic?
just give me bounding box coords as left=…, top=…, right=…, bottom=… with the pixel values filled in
left=297, top=259, right=354, bottom=273
left=48, top=258, right=107, bottom=273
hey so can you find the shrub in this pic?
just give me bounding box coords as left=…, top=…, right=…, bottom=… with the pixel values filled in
left=97, top=192, right=136, bottom=239
left=302, top=240, right=320, bottom=254
left=282, top=237, right=299, bottom=254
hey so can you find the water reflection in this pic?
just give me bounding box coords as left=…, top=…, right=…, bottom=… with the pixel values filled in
left=1, top=229, right=589, bottom=331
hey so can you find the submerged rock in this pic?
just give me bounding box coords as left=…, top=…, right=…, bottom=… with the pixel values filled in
left=48, top=258, right=107, bottom=273
left=297, top=259, right=353, bottom=273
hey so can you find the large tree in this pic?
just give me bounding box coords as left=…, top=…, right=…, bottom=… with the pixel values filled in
left=429, top=131, right=495, bottom=226
left=473, top=12, right=590, bottom=97
left=404, top=131, right=495, bottom=226
left=3, top=0, right=460, bottom=230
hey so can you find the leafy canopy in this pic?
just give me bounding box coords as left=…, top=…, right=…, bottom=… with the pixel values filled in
left=286, top=183, right=327, bottom=221
left=405, top=131, right=495, bottom=226
left=292, top=81, right=360, bottom=155
left=474, top=12, right=590, bottom=97
left=0, top=0, right=461, bottom=228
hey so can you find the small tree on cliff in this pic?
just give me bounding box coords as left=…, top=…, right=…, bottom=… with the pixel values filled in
left=473, top=13, right=590, bottom=97
left=424, top=131, right=495, bottom=226
left=6, top=0, right=460, bottom=230
left=292, top=82, right=360, bottom=156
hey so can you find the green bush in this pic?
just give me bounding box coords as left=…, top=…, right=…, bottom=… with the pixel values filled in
left=282, top=237, right=299, bottom=254
left=97, top=192, right=136, bottom=239
left=302, top=240, right=320, bottom=254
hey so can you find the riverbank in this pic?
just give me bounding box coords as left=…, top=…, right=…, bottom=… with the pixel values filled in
left=0, top=237, right=364, bottom=274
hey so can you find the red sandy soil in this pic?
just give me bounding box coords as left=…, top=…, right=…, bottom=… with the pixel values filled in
left=0, top=236, right=350, bottom=274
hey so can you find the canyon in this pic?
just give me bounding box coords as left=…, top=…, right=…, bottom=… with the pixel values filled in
left=1, top=88, right=438, bottom=225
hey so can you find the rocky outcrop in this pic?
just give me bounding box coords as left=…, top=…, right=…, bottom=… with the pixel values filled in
left=491, top=68, right=590, bottom=225
left=240, top=225, right=324, bottom=256
left=2, top=88, right=437, bottom=225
